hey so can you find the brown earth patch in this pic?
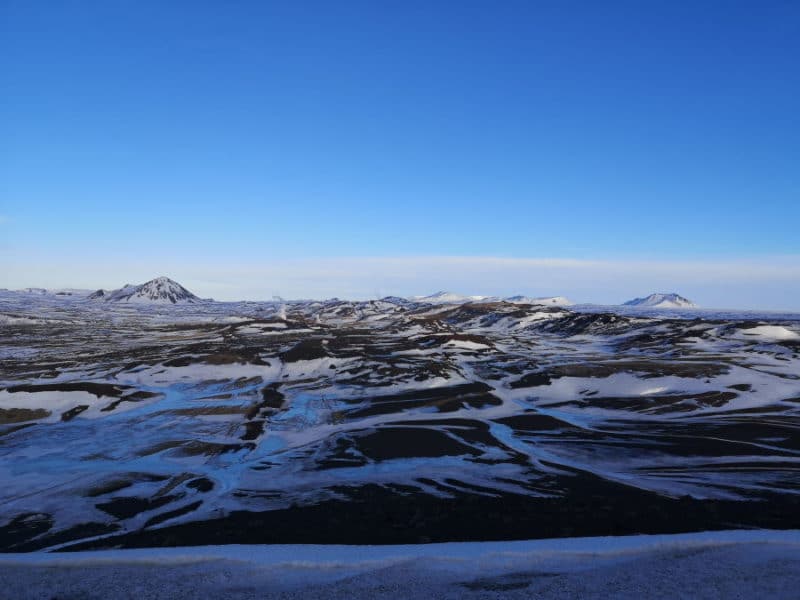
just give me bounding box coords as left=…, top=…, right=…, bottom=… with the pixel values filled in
left=280, top=339, right=329, bottom=362
left=0, top=407, right=50, bottom=424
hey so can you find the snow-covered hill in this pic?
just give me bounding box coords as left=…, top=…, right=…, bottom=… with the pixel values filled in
left=411, top=291, right=492, bottom=304
left=411, top=292, right=573, bottom=306
left=93, top=277, right=201, bottom=304
left=623, top=293, right=696, bottom=309
left=506, top=295, right=573, bottom=306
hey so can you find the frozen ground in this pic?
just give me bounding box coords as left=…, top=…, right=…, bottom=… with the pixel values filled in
left=0, top=530, right=798, bottom=599
left=1, top=290, right=799, bottom=550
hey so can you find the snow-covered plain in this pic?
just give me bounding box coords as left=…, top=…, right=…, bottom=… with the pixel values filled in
left=1, top=286, right=799, bottom=553
left=0, top=530, right=798, bottom=599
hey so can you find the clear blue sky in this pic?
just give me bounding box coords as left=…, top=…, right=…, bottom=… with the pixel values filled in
left=1, top=1, right=799, bottom=306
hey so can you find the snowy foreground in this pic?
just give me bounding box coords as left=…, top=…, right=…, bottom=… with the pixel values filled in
left=0, top=530, right=798, bottom=599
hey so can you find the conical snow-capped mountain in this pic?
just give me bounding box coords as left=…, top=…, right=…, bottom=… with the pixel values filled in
left=623, top=293, right=696, bottom=309
left=93, top=277, right=201, bottom=304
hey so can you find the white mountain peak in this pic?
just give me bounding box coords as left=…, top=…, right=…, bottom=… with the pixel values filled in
left=413, top=291, right=492, bottom=304
left=93, top=277, right=201, bottom=304
left=623, top=293, right=697, bottom=309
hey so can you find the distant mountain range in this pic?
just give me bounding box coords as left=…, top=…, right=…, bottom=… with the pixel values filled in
left=5, top=279, right=698, bottom=309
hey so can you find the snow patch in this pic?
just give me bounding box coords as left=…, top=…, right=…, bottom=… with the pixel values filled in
left=624, top=293, right=697, bottom=309
left=735, top=325, right=799, bottom=342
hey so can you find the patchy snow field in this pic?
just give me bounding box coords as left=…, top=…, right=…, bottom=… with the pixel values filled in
left=1, top=290, right=800, bottom=551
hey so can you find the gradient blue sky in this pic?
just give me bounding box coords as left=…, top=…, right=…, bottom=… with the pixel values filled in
left=1, top=1, right=799, bottom=307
